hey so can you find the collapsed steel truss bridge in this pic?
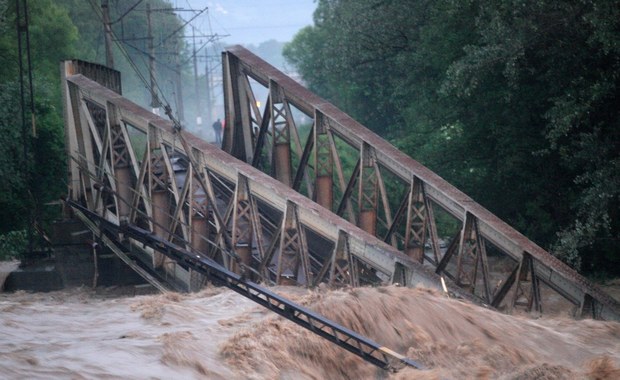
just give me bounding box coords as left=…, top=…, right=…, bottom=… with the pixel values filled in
left=220, top=46, right=619, bottom=321
left=60, top=46, right=618, bottom=368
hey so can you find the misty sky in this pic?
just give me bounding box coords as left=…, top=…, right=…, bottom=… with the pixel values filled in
left=171, top=0, right=317, bottom=45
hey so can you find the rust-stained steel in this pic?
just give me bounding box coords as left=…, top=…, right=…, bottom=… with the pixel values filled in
left=60, top=59, right=462, bottom=371
left=222, top=45, right=619, bottom=320
left=61, top=60, right=449, bottom=297
left=314, top=111, right=333, bottom=209
left=68, top=200, right=426, bottom=372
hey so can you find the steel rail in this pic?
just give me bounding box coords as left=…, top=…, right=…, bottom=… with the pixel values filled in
left=67, top=199, right=424, bottom=373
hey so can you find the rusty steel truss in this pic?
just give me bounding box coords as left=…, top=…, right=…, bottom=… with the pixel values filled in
left=222, top=45, right=619, bottom=320
left=61, top=59, right=449, bottom=297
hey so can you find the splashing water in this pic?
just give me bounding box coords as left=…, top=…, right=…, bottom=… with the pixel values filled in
left=1, top=282, right=618, bottom=379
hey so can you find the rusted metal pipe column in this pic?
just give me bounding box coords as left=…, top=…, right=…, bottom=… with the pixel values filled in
left=274, top=144, right=292, bottom=186
left=314, top=111, right=333, bottom=209
left=358, top=143, right=377, bottom=236
left=404, top=177, right=427, bottom=263
left=151, top=191, right=171, bottom=268
left=148, top=129, right=172, bottom=269
left=189, top=185, right=209, bottom=291
left=189, top=178, right=209, bottom=254
left=231, top=175, right=254, bottom=275
left=270, top=82, right=292, bottom=187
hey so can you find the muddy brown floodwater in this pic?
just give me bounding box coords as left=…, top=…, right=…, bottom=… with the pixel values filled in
left=1, top=262, right=619, bottom=379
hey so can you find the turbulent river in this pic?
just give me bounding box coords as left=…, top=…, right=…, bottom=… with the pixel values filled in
left=1, top=261, right=619, bottom=379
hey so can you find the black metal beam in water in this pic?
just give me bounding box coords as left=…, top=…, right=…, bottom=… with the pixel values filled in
left=67, top=200, right=424, bottom=372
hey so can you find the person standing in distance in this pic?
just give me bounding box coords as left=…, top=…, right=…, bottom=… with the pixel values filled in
left=212, top=118, right=222, bottom=145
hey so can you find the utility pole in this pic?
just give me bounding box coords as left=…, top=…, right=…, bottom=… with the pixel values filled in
left=146, top=2, right=159, bottom=115
left=175, top=41, right=185, bottom=124
left=192, top=28, right=202, bottom=129
left=204, top=54, right=212, bottom=127
left=15, top=0, right=36, bottom=256
left=101, top=0, right=115, bottom=68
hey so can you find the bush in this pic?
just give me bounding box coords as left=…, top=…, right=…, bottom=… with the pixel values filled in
left=0, top=230, right=27, bottom=260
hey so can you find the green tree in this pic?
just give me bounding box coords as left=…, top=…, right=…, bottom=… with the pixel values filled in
left=441, top=0, right=620, bottom=273
left=0, top=0, right=77, bottom=236
left=55, top=0, right=188, bottom=107
left=285, top=0, right=620, bottom=275
left=0, top=0, right=194, bottom=254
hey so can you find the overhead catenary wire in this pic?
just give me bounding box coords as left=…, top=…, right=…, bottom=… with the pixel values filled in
left=110, top=0, right=143, bottom=25
left=155, top=6, right=207, bottom=48
left=88, top=0, right=225, bottom=128
left=87, top=0, right=173, bottom=117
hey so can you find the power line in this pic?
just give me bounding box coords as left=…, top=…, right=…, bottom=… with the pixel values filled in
left=110, top=0, right=143, bottom=25
left=155, top=6, right=207, bottom=48
left=87, top=0, right=226, bottom=130
left=87, top=0, right=171, bottom=112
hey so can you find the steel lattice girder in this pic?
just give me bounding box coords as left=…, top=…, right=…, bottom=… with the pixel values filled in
left=221, top=46, right=620, bottom=320
left=61, top=60, right=446, bottom=295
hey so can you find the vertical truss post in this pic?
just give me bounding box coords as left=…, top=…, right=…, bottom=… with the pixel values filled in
left=231, top=174, right=254, bottom=276
left=106, top=102, right=132, bottom=221
left=276, top=201, right=312, bottom=286
left=129, top=130, right=153, bottom=228
left=511, top=252, right=542, bottom=315
left=61, top=63, right=81, bottom=204
left=188, top=156, right=209, bottom=291
left=358, top=142, right=378, bottom=235
left=247, top=187, right=268, bottom=280
left=84, top=101, right=109, bottom=213
left=579, top=293, right=598, bottom=319
left=329, top=131, right=356, bottom=223
left=81, top=100, right=111, bottom=216
left=404, top=176, right=428, bottom=263
left=172, top=132, right=228, bottom=264
left=269, top=80, right=292, bottom=187
left=148, top=125, right=171, bottom=268
left=314, top=110, right=333, bottom=209
left=72, top=89, right=97, bottom=209
left=391, top=263, right=408, bottom=286
left=189, top=152, right=209, bottom=255
left=238, top=75, right=258, bottom=163
left=455, top=212, right=492, bottom=302
left=315, top=230, right=359, bottom=287
left=222, top=51, right=253, bottom=160
left=375, top=164, right=395, bottom=246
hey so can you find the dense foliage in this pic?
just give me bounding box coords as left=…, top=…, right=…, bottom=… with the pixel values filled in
left=0, top=0, right=184, bottom=255
left=0, top=0, right=76, bottom=239
left=284, top=0, right=620, bottom=276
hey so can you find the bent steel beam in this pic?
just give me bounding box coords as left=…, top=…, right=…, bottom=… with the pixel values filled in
left=222, top=46, right=619, bottom=320
left=61, top=60, right=448, bottom=297
left=68, top=200, right=425, bottom=372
